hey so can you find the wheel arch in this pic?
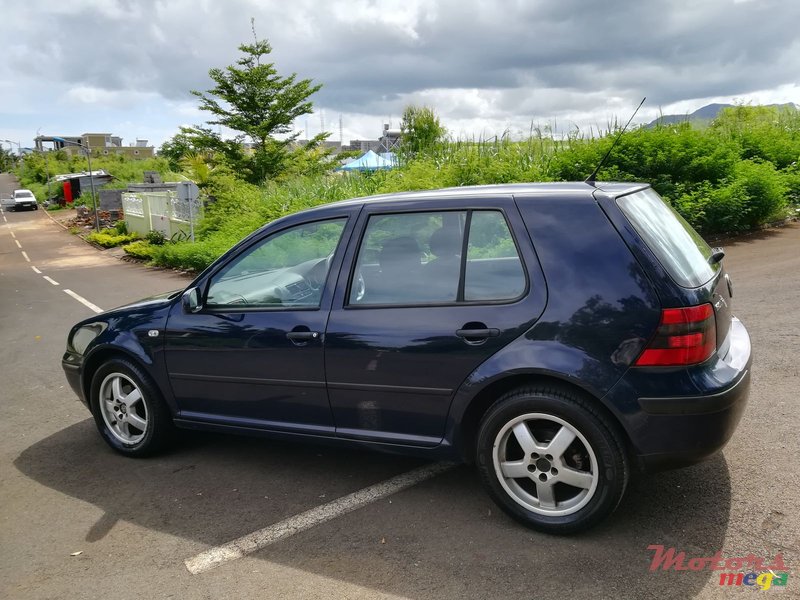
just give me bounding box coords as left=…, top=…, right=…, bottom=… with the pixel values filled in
left=81, top=347, right=168, bottom=412
left=455, top=373, right=633, bottom=464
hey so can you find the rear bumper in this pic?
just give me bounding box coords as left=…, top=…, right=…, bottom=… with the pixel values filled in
left=606, top=317, right=752, bottom=471
left=635, top=368, right=750, bottom=470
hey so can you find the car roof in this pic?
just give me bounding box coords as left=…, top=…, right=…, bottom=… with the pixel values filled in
left=293, top=182, right=649, bottom=216
left=13, top=189, right=34, bottom=194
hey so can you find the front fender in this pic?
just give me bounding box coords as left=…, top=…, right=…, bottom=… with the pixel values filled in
left=78, top=307, right=174, bottom=412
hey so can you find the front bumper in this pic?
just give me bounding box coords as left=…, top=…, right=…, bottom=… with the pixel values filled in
left=62, top=351, right=88, bottom=407
left=606, top=317, right=752, bottom=471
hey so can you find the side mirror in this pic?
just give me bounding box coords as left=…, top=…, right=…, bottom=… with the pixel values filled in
left=182, top=287, right=203, bottom=313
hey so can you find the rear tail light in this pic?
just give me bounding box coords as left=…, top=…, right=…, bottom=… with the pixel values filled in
left=635, top=304, right=716, bottom=366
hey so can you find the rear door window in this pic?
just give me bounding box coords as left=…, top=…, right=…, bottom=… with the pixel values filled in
left=465, top=211, right=526, bottom=301
left=348, top=209, right=526, bottom=306
left=616, top=188, right=719, bottom=288
left=349, top=211, right=466, bottom=305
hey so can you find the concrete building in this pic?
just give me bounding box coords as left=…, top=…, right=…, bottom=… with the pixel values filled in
left=34, top=133, right=155, bottom=159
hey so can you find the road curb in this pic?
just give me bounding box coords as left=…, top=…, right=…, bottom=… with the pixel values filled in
left=41, top=206, right=110, bottom=252
left=41, top=206, right=72, bottom=232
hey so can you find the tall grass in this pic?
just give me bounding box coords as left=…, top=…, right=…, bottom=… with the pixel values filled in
left=70, top=105, right=800, bottom=271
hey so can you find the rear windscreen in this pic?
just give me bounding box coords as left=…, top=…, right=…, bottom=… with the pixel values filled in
left=616, top=188, right=719, bottom=288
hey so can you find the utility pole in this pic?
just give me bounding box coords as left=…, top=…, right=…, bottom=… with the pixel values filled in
left=53, top=137, right=100, bottom=232
left=44, top=151, right=51, bottom=200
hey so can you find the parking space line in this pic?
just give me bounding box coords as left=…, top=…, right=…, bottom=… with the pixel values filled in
left=184, top=462, right=456, bottom=575
left=43, top=275, right=59, bottom=286
left=14, top=239, right=21, bottom=248
left=21, top=251, right=30, bottom=262
left=31, top=266, right=41, bottom=274
left=63, top=289, right=103, bottom=313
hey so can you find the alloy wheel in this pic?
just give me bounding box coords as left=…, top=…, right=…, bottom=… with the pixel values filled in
left=492, top=413, right=598, bottom=517
left=98, top=372, right=149, bottom=445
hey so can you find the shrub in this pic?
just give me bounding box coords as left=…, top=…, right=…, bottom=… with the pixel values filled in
left=702, top=160, right=788, bottom=231
left=123, top=240, right=157, bottom=260
left=145, top=230, right=167, bottom=245
left=150, top=235, right=238, bottom=271
left=142, top=104, right=800, bottom=272
left=85, top=229, right=140, bottom=248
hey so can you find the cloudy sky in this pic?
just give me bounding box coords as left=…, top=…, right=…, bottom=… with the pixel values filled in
left=1, top=0, right=799, bottom=151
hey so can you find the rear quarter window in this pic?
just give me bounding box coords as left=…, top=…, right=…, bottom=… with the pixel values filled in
left=616, top=188, right=718, bottom=288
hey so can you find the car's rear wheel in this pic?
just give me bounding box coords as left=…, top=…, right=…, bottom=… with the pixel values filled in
left=89, top=358, right=174, bottom=457
left=476, top=386, right=628, bottom=534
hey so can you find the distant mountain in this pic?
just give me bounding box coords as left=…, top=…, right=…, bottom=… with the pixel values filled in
left=646, top=102, right=798, bottom=128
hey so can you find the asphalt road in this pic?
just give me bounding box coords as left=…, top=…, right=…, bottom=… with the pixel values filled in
left=0, top=171, right=797, bottom=599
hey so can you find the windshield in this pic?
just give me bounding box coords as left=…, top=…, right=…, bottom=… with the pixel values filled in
left=15, top=191, right=34, bottom=198
left=616, top=188, right=719, bottom=288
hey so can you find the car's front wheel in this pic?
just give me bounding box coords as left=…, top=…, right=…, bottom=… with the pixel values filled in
left=476, top=386, right=628, bottom=534
left=89, top=358, right=174, bottom=457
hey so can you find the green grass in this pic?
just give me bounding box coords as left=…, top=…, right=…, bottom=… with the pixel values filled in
left=32, top=104, right=800, bottom=272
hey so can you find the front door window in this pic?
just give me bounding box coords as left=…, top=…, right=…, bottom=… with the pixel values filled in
left=207, top=219, right=346, bottom=309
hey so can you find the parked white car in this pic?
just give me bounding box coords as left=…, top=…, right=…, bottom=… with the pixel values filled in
left=12, top=189, right=38, bottom=211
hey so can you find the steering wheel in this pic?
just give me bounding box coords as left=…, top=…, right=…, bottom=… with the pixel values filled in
left=306, top=255, right=333, bottom=290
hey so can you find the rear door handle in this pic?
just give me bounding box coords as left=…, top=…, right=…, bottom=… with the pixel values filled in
left=286, top=331, right=320, bottom=341
left=455, top=328, right=500, bottom=339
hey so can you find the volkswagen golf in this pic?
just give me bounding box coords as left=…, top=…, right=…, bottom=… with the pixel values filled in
left=62, top=182, right=751, bottom=533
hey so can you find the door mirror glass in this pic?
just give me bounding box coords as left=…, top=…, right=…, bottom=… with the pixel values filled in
left=182, top=287, right=203, bottom=313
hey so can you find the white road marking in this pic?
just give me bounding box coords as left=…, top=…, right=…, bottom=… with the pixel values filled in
left=10, top=230, right=15, bottom=238
left=43, top=275, right=59, bottom=286
left=21, top=251, right=30, bottom=262
left=184, top=462, right=456, bottom=575
left=14, top=239, right=21, bottom=248
left=31, top=266, right=41, bottom=274
left=63, top=289, right=103, bottom=313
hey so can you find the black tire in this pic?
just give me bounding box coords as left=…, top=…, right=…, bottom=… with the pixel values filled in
left=89, top=358, right=174, bottom=457
left=476, top=386, right=628, bottom=534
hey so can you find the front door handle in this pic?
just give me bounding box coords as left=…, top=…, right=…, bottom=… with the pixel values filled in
left=286, top=330, right=320, bottom=341
left=455, top=328, right=500, bottom=340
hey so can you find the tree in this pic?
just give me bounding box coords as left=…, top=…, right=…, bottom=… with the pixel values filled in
left=158, top=132, right=204, bottom=171
left=189, top=21, right=328, bottom=183
left=400, top=105, right=447, bottom=156
left=0, top=147, right=15, bottom=173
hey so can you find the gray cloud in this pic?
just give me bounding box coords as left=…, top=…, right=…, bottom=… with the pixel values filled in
left=2, top=0, right=800, bottom=141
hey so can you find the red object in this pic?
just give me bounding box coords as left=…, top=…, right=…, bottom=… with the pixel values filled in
left=63, top=180, right=73, bottom=203
left=635, top=303, right=716, bottom=366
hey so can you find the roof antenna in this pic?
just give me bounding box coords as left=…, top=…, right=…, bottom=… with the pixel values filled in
left=585, top=97, right=646, bottom=184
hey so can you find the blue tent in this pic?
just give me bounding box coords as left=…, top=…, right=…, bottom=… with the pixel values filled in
left=379, top=152, right=398, bottom=166
left=337, top=150, right=395, bottom=171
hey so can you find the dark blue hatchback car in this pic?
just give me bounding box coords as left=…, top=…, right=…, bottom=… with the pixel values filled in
left=62, top=182, right=751, bottom=533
